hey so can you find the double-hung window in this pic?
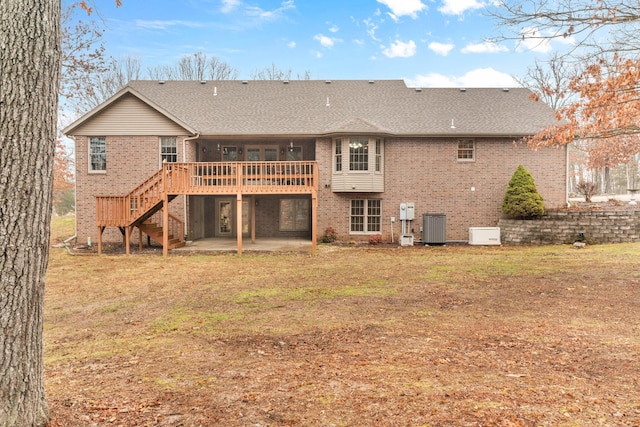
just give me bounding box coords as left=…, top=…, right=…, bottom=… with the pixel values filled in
left=457, top=139, right=475, bottom=161
left=89, top=137, right=106, bottom=172
left=160, top=137, right=178, bottom=164
left=375, top=138, right=382, bottom=172
left=350, top=199, right=381, bottom=234
left=335, top=139, right=342, bottom=172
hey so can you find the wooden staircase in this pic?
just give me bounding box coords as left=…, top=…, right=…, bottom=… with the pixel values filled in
left=137, top=212, right=185, bottom=250
left=95, top=167, right=185, bottom=254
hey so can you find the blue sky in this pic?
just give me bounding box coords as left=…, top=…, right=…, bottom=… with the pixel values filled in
left=88, top=0, right=573, bottom=87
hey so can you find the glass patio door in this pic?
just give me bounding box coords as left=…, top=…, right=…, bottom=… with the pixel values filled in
left=215, top=198, right=250, bottom=237
left=217, top=200, right=233, bottom=236
left=246, top=146, right=278, bottom=161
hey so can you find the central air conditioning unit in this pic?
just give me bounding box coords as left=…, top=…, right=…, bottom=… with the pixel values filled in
left=469, top=227, right=501, bottom=245
left=423, top=214, right=446, bottom=245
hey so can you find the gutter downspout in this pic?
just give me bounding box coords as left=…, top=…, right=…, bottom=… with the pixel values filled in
left=182, top=133, right=200, bottom=240
left=67, top=135, right=78, bottom=241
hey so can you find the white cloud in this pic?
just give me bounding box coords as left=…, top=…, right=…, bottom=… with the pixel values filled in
left=314, top=34, right=340, bottom=48
left=245, top=0, right=295, bottom=21
left=385, top=12, right=400, bottom=23
left=406, top=67, right=519, bottom=87
left=287, top=41, right=296, bottom=48
left=135, top=20, right=204, bottom=30
left=363, top=18, right=380, bottom=42
left=428, top=41, right=455, bottom=56
left=328, top=23, right=339, bottom=33
left=221, top=0, right=240, bottom=13
left=376, top=0, right=427, bottom=19
left=382, top=39, right=417, bottom=58
left=439, top=0, right=485, bottom=15
left=461, top=41, right=508, bottom=54
left=517, top=27, right=553, bottom=53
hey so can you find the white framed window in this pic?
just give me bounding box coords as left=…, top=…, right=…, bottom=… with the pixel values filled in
left=335, top=138, right=342, bottom=172
left=457, top=139, right=475, bottom=161
left=160, top=137, right=177, bottom=164
left=89, top=137, right=106, bottom=172
left=349, top=137, right=369, bottom=171
left=350, top=199, right=381, bottom=234
left=334, top=137, right=384, bottom=173
left=375, top=138, right=382, bottom=172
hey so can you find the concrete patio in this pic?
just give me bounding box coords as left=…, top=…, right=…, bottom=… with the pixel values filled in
left=173, top=237, right=314, bottom=253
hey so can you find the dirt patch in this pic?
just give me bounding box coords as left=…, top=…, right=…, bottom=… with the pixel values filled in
left=44, top=241, right=640, bottom=426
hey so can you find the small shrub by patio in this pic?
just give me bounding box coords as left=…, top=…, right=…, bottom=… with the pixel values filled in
left=321, top=226, right=337, bottom=243
left=368, top=234, right=382, bottom=245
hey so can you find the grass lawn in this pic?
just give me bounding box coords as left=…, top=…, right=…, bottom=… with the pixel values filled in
left=45, top=216, right=640, bottom=426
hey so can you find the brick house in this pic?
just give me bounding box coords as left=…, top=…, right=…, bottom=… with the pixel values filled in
left=63, top=80, right=566, bottom=254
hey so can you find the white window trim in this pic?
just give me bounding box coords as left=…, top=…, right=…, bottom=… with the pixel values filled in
left=350, top=199, right=382, bottom=235
left=334, top=138, right=343, bottom=172
left=457, top=138, right=475, bottom=162
left=88, top=136, right=106, bottom=174
left=335, top=137, right=384, bottom=173
left=159, top=136, right=178, bottom=167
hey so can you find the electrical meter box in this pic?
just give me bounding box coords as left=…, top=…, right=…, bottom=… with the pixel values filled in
left=400, top=202, right=416, bottom=220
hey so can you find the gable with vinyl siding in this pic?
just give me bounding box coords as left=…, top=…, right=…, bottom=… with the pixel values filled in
left=69, top=93, right=189, bottom=136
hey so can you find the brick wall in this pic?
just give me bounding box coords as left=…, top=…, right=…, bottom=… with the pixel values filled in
left=317, top=137, right=567, bottom=242
left=75, top=135, right=187, bottom=244
left=75, top=135, right=567, bottom=246
left=499, top=210, right=640, bottom=244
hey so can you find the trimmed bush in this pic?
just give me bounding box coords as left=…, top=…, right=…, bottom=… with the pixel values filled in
left=502, top=165, right=545, bottom=218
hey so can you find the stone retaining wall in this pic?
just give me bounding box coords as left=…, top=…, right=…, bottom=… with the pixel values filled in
left=498, top=210, right=640, bottom=244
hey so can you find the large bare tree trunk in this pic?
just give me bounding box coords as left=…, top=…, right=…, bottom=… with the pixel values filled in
left=0, top=0, right=61, bottom=425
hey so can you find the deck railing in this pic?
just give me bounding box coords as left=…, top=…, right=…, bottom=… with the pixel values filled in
left=163, top=161, right=318, bottom=194
left=96, top=161, right=318, bottom=227
left=147, top=210, right=184, bottom=243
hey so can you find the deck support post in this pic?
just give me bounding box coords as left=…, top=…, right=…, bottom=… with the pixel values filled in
left=251, top=195, right=256, bottom=244
left=125, top=225, right=131, bottom=255
left=163, top=194, right=169, bottom=257
left=236, top=193, right=243, bottom=254
left=97, top=226, right=103, bottom=254
left=311, top=192, right=318, bottom=255
left=138, top=227, right=143, bottom=251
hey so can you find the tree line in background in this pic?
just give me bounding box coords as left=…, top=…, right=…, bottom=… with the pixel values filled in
left=494, top=0, right=640, bottom=198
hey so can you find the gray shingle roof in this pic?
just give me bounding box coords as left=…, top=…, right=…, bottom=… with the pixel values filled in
left=79, top=80, right=561, bottom=137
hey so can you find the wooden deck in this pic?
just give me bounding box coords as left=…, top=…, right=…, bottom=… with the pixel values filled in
left=95, top=161, right=318, bottom=256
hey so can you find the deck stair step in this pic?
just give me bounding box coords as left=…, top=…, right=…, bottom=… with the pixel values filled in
left=139, top=220, right=185, bottom=249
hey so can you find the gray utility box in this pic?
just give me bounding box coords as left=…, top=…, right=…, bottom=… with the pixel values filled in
left=423, top=214, right=446, bottom=245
